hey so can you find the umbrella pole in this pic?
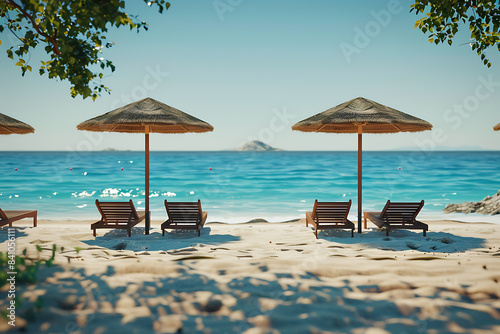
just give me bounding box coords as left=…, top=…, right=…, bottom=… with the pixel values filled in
left=357, top=124, right=363, bottom=233
left=145, top=126, right=150, bottom=235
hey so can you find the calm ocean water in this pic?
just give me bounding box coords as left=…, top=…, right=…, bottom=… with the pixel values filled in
left=0, top=151, right=499, bottom=223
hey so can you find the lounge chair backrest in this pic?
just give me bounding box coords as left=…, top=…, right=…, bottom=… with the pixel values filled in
left=95, top=200, right=138, bottom=223
left=0, top=208, right=6, bottom=221
left=313, top=199, right=351, bottom=223
left=165, top=200, right=202, bottom=223
left=380, top=200, right=424, bottom=223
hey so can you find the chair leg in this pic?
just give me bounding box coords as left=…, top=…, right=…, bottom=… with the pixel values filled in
left=423, top=230, right=426, bottom=237
left=315, top=227, right=318, bottom=239
left=33, top=215, right=37, bottom=227
left=386, top=229, right=389, bottom=236
left=363, top=214, right=367, bottom=229
left=93, top=229, right=96, bottom=237
left=198, top=228, right=201, bottom=237
left=162, top=229, right=165, bottom=236
left=351, top=228, right=354, bottom=238
left=128, top=228, right=131, bottom=237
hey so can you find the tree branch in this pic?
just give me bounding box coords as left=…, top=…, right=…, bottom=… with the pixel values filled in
left=5, top=0, right=60, bottom=55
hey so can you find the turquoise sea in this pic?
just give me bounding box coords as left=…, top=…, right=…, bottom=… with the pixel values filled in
left=0, top=151, right=499, bottom=223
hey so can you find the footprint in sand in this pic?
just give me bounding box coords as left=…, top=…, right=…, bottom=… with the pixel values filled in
left=407, top=256, right=442, bottom=261
left=167, top=248, right=198, bottom=255
left=112, top=254, right=138, bottom=259
left=173, top=255, right=215, bottom=261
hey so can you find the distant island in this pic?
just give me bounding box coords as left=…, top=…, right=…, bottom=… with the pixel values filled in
left=235, top=140, right=283, bottom=151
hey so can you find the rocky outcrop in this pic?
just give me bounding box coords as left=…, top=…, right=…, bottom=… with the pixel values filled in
left=235, top=141, right=282, bottom=151
left=443, top=190, right=500, bottom=215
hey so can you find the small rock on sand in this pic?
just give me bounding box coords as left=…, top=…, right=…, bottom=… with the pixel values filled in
left=406, top=242, right=420, bottom=250
left=112, top=242, right=127, bottom=250
left=441, top=237, right=454, bottom=244
left=204, top=299, right=223, bottom=313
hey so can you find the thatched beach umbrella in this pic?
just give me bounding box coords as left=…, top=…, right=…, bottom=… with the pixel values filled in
left=77, top=97, right=213, bottom=234
left=494, top=123, right=500, bottom=131
left=292, top=97, right=432, bottom=233
left=0, top=113, right=34, bottom=135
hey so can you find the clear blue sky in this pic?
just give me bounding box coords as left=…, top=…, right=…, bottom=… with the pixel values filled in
left=1, top=0, right=499, bottom=151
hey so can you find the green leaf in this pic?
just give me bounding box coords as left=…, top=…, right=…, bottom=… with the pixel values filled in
left=412, top=0, right=499, bottom=67
left=1, top=0, right=170, bottom=99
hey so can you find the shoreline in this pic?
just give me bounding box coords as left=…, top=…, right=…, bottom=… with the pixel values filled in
left=1, top=219, right=499, bottom=333
left=10, top=214, right=500, bottom=225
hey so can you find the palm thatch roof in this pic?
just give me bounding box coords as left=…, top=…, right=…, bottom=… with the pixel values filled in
left=77, top=98, right=214, bottom=133
left=292, top=97, right=432, bottom=133
left=494, top=123, right=500, bottom=131
left=0, top=113, right=35, bottom=135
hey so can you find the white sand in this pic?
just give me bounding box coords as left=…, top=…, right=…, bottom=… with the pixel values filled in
left=1, top=219, right=500, bottom=333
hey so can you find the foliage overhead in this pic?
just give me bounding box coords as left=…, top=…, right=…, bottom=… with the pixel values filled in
left=0, top=0, right=170, bottom=100
left=411, top=0, right=500, bottom=67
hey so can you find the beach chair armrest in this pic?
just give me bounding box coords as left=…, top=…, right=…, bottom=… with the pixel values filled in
left=305, top=212, right=315, bottom=227
left=135, top=211, right=147, bottom=222
left=344, top=219, right=355, bottom=228
left=364, top=212, right=384, bottom=229
left=91, top=220, right=105, bottom=229
left=162, top=218, right=173, bottom=226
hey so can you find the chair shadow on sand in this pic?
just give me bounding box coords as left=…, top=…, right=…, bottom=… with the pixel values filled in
left=0, top=226, right=29, bottom=239
left=313, top=228, right=486, bottom=253
left=9, top=263, right=500, bottom=334
left=83, top=226, right=240, bottom=252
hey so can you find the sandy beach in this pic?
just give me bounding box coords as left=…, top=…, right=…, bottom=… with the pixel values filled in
left=1, top=219, right=499, bottom=333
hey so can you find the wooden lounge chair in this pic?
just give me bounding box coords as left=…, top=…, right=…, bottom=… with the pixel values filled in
left=161, top=200, right=207, bottom=237
left=363, top=200, right=428, bottom=236
left=0, top=208, right=37, bottom=228
left=91, top=200, right=147, bottom=237
left=306, top=200, right=355, bottom=238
